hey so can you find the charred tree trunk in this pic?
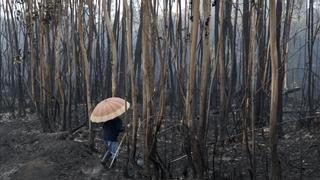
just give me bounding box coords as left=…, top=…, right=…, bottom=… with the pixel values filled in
left=27, top=0, right=37, bottom=110
left=103, top=0, right=118, bottom=97
left=249, top=2, right=258, bottom=178
left=141, top=0, right=155, bottom=176
left=198, top=0, right=211, bottom=176
left=256, top=0, right=267, bottom=127
left=282, top=0, right=295, bottom=91
left=307, top=0, right=314, bottom=117
left=0, top=15, right=2, bottom=111
left=217, top=0, right=227, bottom=140
left=276, top=0, right=283, bottom=136
left=184, top=0, right=205, bottom=178
left=269, top=0, right=281, bottom=179
left=39, top=3, right=52, bottom=132
left=78, top=0, right=94, bottom=148
left=124, top=0, right=138, bottom=162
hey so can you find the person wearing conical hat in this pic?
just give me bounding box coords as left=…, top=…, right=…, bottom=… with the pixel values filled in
left=100, top=116, right=124, bottom=167
left=90, top=97, right=129, bottom=168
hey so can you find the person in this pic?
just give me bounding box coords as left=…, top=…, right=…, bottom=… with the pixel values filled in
left=100, top=116, right=124, bottom=167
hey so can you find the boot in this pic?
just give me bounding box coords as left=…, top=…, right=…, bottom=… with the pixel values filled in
left=100, top=151, right=111, bottom=166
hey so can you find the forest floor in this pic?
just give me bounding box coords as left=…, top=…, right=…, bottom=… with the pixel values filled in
left=0, top=111, right=131, bottom=180
left=1, top=109, right=320, bottom=179
left=207, top=117, right=320, bottom=179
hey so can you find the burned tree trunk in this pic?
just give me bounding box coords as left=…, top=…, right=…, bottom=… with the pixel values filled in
left=0, top=14, right=2, bottom=111
left=53, top=6, right=66, bottom=131
left=198, top=0, right=211, bottom=175
left=276, top=0, right=283, bottom=136
left=141, top=0, right=155, bottom=176
left=307, top=0, right=315, bottom=117
left=248, top=1, right=258, bottom=178
left=184, top=0, right=206, bottom=177
left=256, top=0, right=267, bottom=127
left=217, top=0, right=227, bottom=139
left=269, top=0, right=281, bottom=179
left=124, top=0, right=138, bottom=162
left=282, top=0, right=295, bottom=91
left=38, top=2, right=52, bottom=132
left=78, top=0, right=94, bottom=148
left=27, top=0, right=37, bottom=110
left=103, top=0, right=118, bottom=97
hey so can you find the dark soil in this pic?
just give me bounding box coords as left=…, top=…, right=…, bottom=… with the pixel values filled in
left=1, top=110, right=320, bottom=180
left=0, top=112, right=127, bottom=180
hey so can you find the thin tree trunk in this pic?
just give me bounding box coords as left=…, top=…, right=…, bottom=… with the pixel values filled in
left=249, top=2, right=258, bottom=178
left=0, top=14, right=2, bottom=111
left=282, top=0, right=294, bottom=90
left=7, top=1, right=23, bottom=115
left=142, top=0, right=154, bottom=175
left=124, top=0, right=138, bottom=162
left=54, top=9, right=66, bottom=130
left=269, top=0, right=281, bottom=179
left=198, top=0, right=211, bottom=176
left=65, top=0, right=73, bottom=130
left=185, top=0, right=200, bottom=126
left=199, top=0, right=211, bottom=144
left=217, top=0, right=227, bottom=139
left=276, top=0, right=283, bottom=136
left=307, top=0, right=314, bottom=117
left=226, top=0, right=238, bottom=115
left=256, top=0, right=267, bottom=127
left=103, top=1, right=118, bottom=97
left=27, top=0, right=36, bottom=109
left=185, top=0, right=204, bottom=177
left=39, top=4, right=51, bottom=132
left=78, top=0, right=94, bottom=148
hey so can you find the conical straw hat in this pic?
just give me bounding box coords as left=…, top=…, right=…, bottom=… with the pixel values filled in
left=90, top=97, right=130, bottom=123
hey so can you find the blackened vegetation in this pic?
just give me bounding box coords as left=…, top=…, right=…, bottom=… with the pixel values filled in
left=0, top=0, right=320, bottom=179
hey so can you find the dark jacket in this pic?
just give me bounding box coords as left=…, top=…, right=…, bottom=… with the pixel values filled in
left=103, top=117, right=124, bottom=142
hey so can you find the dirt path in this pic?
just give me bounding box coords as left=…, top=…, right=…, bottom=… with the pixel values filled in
left=0, top=112, right=125, bottom=180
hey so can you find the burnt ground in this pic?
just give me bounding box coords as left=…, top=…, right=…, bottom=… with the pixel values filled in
left=0, top=111, right=131, bottom=180
left=0, top=109, right=320, bottom=180
left=204, top=120, right=320, bottom=179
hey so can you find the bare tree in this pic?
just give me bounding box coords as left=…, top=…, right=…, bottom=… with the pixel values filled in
left=123, top=0, right=138, bottom=162
left=269, top=0, right=281, bottom=179
left=217, top=0, right=227, bottom=139
left=103, top=0, right=118, bottom=97
left=307, top=0, right=315, bottom=117
left=27, top=0, right=36, bottom=109
left=141, top=0, right=154, bottom=175
left=198, top=0, right=211, bottom=176
left=249, top=1, right=258, bottom=178
left=283, top=0, right=295, bottom=90
left=78, top=0, right=94, bottom=148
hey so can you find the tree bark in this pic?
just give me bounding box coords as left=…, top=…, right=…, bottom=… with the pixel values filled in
left=124, top=0, right=138, bottom=162
left=198, top=0, right=211, bottom=176
left=307, top=0, right=314, bottom=117
left=103, top=1, right=118, bottom=97
left=282, top=0, right=294, bottom=91
left=142, top=0, right=154, bottom=176
left=269, top=0, right=281, bottom=179
left=78, top=0, right=94, bottom=148
left=27, top=0, right=36, bottom=109
left=217, top=0, right=227, bottom=139
left=249, top=2, right=257, bottom=178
